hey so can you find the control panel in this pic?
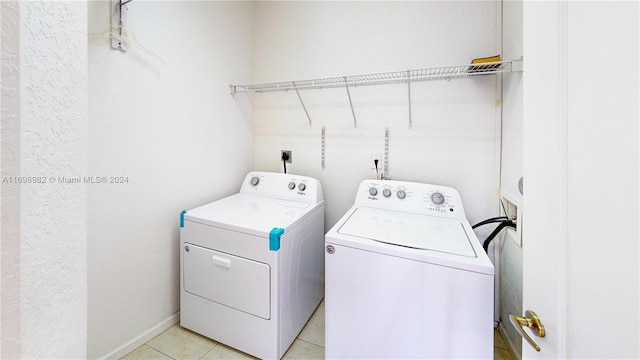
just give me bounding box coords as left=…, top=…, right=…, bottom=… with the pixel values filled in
left=240, top=172, right=323, bottom=204
left=355, top=179, right=466, bottom=220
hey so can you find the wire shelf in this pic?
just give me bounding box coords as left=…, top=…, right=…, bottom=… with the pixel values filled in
left=230, top=58, right=523, bottom=129
left=230, top=59, right=522, bottom=94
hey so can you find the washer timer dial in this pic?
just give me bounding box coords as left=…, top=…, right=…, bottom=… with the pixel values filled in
left=396, top=190, right=406, bottom=199
left=431, top=192, right=445, bottom=205
left=250, top=176, right=260, bottom=186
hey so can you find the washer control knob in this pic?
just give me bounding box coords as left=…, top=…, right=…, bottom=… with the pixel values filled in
left=288, top=182, right=296, bottom=190
left=382, top=189, right=392, bottom=197
left=298, top=183, right=306, bottom=191
left=431, top=192, right=445, bottom=205
left=396, top=190, right=406, bottom=199
left=250, top=176, right=260, bottom=186
left=369, top=187, right=378, bottom=196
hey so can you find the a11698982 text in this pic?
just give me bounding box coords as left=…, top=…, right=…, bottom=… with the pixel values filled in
left=1, top=176, right=129, bottom=184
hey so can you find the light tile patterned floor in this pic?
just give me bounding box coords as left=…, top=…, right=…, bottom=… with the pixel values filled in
left=493, top=328, right=517, bottom=360
left=122, top=301, right=515, bottom=360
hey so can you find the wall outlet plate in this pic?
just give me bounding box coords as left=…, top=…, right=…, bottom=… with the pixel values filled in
left=500, top=190, right=522, bottom=247
left=281, top=150, right=292, bottom=163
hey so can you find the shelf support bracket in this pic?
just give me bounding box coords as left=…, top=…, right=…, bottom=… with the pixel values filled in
left=321, top=126, right=326, bottom=169
left=111, top=0, right=129, bottom=51
left=293, top=82, right=312, bottom=127
left=344, top=77, right=357, bottom=128
left=511, top=57, right=524, bottom=72
left=407, top=71, right=413, bottom=129
left=384, top=127, right=390, bottom=178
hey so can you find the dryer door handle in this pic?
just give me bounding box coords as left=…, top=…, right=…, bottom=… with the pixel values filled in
left=211, top=255, right=231, bottom=268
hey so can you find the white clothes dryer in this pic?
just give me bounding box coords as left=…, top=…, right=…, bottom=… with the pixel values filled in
left=180, top=172, right=324, bottom=359
left=325, top=179, right=494, bottom=359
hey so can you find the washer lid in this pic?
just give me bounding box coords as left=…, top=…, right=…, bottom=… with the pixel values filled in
left=337, top=207, right=477, bottom=257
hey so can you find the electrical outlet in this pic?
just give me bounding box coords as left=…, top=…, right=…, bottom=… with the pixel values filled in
left=281, top=150, right=292, bottom=163
left=371, top=153, right=382, bottom=170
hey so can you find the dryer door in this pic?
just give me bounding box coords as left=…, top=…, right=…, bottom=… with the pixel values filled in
left=183, top=243, right=271, bottom=319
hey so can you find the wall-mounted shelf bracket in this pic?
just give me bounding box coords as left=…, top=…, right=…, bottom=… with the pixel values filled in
left=511, top=57, right=524, bottom=72
left=111, top=0, right=130, bottom=51
left=344, top=77, right=357, bottom=128
left=293, top=81, right=312, bottom=127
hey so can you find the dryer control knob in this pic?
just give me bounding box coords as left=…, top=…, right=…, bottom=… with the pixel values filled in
left=288, top=182, right=296, bottom=190
left=369, top=187, right=378, bottom=196
left=396, top=190, right=406, bottom=199
left=431, top=192, right=445, bottom=205
left=298, top=183, right=306, bottom=191
left=250, top=176, right=260, bottom=186
left=383, top=189, right=392, bottom=197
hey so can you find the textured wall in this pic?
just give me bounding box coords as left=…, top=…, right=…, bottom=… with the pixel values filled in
left=252, top=1, right=501, bottom=238
left=1, top=1, right=88, bottom=358
left=87, top=1, right=254, bottom=358
left=1, top=1, right=21, bottom=358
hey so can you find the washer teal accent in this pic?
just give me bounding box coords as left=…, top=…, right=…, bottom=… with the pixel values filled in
left=180, top=210, right=186, bottom=228
left=269, top=228, right=285, bottom=251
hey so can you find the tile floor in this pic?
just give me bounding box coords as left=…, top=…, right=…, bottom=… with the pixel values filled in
left=122, top=301, right=516, bottom=360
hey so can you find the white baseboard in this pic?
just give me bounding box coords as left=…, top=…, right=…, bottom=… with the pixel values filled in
left=100, top=312, right=180, bottom=360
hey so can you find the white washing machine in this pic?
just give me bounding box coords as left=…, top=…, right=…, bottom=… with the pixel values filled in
left=325, top=179, right=494, bottom=359
left=180, top=171, right=324, bottom=359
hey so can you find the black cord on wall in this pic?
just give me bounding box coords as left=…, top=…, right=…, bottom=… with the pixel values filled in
left=472, top=217, right=516, bottom=253
left=481, top=220, right=516, bottom=252
left=472, top=216, right=509, bottom=229
left=282, top=152, right=290, bottom=174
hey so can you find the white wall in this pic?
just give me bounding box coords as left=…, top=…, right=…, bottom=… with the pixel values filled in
left=1, top=1, right=88, bottom=358
left=501, top=1, right=523, bottom=203
left=498, top=0, right=523, bottom=356
left=0, top=4, right=3, bottom=357
left=87, top=1, right=254, bottom=358
left=251, top=1, right=502, bottom=233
